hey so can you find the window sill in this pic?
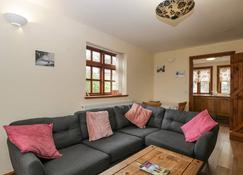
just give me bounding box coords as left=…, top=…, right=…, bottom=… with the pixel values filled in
left=85, top=94, right=128, bottom=99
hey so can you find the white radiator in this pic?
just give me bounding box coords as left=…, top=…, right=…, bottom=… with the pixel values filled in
left=84, top=100, right=133, bottom=110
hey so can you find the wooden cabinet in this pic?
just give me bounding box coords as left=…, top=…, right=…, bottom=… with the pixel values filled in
left=193, top=95, right=230, bottom=117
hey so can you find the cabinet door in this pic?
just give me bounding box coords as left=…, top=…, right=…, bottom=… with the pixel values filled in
left=215, top=98, right=230, bottom=116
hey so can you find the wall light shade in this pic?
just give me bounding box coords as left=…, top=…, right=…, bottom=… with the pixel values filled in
left=3, top=13, right=28, bottom=27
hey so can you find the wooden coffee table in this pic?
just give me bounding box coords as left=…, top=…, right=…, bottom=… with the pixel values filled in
left=100, top=145, right=203, bottom=175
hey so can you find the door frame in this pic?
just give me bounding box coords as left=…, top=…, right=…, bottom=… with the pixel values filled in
left=189, top=51, right=235, bottom=111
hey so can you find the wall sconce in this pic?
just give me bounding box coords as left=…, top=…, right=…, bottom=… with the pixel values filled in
left=3, top=13, right=28, bottom=27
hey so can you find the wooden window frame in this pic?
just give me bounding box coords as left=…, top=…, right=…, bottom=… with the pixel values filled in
left=193, top=66, right=213, bottom=95
left=217, top=65, right=231, bottom=94
left=86, top=46, right=118, bottom=96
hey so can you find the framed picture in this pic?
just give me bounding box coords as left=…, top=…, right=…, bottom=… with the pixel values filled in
left=176, top=71, right=185, bottom=78
left=35, top=50, right=55, bottom=67
left=156, top=65, right=165, bottom=73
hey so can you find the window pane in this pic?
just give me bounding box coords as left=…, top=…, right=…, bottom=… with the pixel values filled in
left=86, top=81, right=91, bottom=93
left=86, top=66, right=91, bottom=79
left=193, top=70, right=199, bottom=82
left=86, top=49, right=91, bottom=60
left=193, top=82, right=197, bottom=93
left=105, top=82, right=111, bottom=93
left=104, top=69, right=111, bottom=80
left=220, top=67, right=230, bottom=81
left=194, top=68, right=211, bottom=94
left=112, top=56, right=117, bottom=65
left=104, top=54, right=112, bottom=64
left=112, top=82, right=118, bottom=91
left=199, top=69, right=210, bottom=81
left=112, top=70, right=117, bottom=81
left=200, top=81, right=210, bottom=93
left=92, top=67, right=100, bottom=79
left=221, top=81, right=230, bottom=94
left=92, top=81, right=100, bottom=93
left=92, top=51, right=100, bottom=62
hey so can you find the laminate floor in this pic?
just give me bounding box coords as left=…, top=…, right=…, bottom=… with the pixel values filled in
left=201, top=126, right=243, bottom=175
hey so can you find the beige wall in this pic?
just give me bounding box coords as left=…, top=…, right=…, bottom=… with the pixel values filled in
left=194, top=60, right=230, bottom=94
left=0, top=0, right=154, bottom=174
left=154, top=39, right=243, bottom=106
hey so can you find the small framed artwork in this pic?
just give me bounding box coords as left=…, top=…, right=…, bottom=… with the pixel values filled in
left=35, top=50, right=55, bottom=67
left=176, top=71, right=185, bottom=78
left=156, top=65, right=165, bottom=73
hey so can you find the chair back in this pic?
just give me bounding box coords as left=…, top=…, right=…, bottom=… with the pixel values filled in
left=142, top=101, right=162, bottom=107
left=178, top=101, right=187, bottom=112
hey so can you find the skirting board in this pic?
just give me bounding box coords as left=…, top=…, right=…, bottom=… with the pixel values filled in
left=3, top=172, right=15, bottom=175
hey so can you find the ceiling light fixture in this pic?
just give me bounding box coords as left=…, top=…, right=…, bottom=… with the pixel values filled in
left=3, top=13, right=28, bottom=27
left=206, top=58, right=216, bottom=61
left=156, top=0, right=195, bottom=20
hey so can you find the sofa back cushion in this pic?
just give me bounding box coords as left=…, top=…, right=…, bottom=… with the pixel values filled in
left=74, top=107, right=117, bottom=139
left=10, top=115, right=82, bottom=150
left=125, top=103, right=152, bottom=128
left=161, top=109, right=198, bottom=133
left=181, top=109, right=218, bottom=142
left=4, top=124, right=62, bottom=159
left=143, top=105, right=165, bottom=128
left=86, top=111, right=113, bottom=141
left=113, top=105, right=132, bottom=129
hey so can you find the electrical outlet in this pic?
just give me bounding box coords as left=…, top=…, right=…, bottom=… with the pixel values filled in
left=81, top=105, right=85, bottom=110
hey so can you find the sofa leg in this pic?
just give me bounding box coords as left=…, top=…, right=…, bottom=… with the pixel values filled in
left=199, top=161, right=210, bottom=175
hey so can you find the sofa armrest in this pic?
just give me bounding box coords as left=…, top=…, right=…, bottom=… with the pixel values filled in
left=194, top=125, right=219, bottom=161
left=7, top=140, right=46, bottom=175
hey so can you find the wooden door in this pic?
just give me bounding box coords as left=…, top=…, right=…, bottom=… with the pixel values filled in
left=230, top=53, right=243, bottom=142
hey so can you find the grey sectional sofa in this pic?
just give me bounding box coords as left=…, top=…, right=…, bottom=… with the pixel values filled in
left=7, top=105, right=219, bottom=175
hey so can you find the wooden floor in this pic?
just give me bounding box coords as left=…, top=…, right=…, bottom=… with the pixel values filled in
left=201, top=126, right=243, bottom=175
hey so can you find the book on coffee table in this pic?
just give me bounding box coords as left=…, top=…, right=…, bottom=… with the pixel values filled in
left=139, top=161, right=170, bottom=175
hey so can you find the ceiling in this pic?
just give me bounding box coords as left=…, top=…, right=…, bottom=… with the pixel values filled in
left=27, top=0, right=243, bottom=52
left=193, top=56, right=230, bottom=64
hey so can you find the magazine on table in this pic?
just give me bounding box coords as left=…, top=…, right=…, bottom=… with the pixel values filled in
left=139, top=161, right=170, bottom=175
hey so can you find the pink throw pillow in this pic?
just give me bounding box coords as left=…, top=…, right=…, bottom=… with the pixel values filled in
left=181, top=109, right=218, bottom=142
left=86, top=111, right=113, bottom=141
left=3, top=124, right=61, bottom=159
left=125, top=103, right=152, bottom=128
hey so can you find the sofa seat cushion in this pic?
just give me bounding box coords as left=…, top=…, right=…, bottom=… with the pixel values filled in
left=145, top=130, right=195, bottom=157
left=118, top=126, right=159, bottom=138
left=83, top=132, right=143, bottom=163
left=44, top=144, right=110, bottom=175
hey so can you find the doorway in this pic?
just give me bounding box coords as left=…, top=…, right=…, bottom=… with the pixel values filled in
left=189, top=51, right=235, bottom=125
left=189, top=51, right=243, bottom=142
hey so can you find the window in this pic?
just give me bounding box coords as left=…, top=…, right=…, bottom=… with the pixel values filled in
left=85, top=46, right=120, bottom=96
left=193, top=67, right=212, bottom=94
left=217, top=65, right=231, bottom=94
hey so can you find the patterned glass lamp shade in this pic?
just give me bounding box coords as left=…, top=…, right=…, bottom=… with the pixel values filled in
left=156, top=0, right=195, bottom=20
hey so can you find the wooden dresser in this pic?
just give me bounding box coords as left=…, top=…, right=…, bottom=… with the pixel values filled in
left=193, top=94, right=230, bottom=117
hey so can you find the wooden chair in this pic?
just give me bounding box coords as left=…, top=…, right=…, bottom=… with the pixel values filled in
left=142, top=101, right=162, bottom=107
left=178, top=101, right=187, bottom=112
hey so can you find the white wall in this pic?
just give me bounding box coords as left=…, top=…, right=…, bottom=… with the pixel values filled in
left=0, top=0, right=154, bottom=174
left=153, top=39, right=243, bottom=107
